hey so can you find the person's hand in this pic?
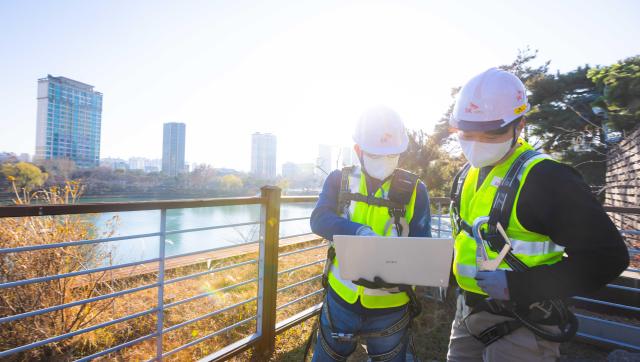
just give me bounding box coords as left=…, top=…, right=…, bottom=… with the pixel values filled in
left=475, top=270, right=510, bottom=300
left=356, top=225, right=378, bottom=236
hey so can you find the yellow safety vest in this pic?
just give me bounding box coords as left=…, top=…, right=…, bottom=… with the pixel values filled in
left=328, top=166, right=419, bottom=309
left=451, top=139, right=565, bottom=295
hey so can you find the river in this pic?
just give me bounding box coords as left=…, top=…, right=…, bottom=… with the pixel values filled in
left=88, top=200, right=316, bottom=264
left=84, top=198, right=450, bottom=264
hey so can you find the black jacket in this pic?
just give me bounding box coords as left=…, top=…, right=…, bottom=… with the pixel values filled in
left=476, top=160, right=630, bottom=304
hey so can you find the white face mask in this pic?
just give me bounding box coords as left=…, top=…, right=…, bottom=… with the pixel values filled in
left=362, top=154, right=399, bottom=180
left=458, top=138, right=513, bottom=168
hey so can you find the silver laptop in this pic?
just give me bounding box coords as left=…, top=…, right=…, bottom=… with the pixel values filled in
left=333, top=235, right=454, bottom=287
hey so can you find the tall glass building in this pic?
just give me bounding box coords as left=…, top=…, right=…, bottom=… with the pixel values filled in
left=251, top=132, right=277, bottom=179
left=35, top=75, right=102, bottom=168
left=162, top=122, right=186, bottom=177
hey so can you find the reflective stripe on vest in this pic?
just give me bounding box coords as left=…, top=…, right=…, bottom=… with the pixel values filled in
left=328, top=166, right=418, bottom=309
left=452, top=139, right=565, bottom=295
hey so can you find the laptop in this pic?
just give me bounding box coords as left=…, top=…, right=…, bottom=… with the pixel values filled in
left=333, top=235, right=454, bottom=287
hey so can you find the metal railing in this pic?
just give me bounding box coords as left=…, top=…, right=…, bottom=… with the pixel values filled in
left=2, top=189, right=638, bottom=360
left=0, top=187, right=321, bottom=361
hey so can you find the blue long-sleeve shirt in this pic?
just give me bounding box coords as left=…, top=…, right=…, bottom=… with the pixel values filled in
left=311, top=169, right=432, bottom=240
left=310, top=169, right=432, bottom=315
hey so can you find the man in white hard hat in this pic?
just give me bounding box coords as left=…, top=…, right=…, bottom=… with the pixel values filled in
left=308, top=106, right=432, bottom=361
left=446, top=68, right=628, bottom=361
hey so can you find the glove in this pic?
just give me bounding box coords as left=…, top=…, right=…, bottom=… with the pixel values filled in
left=475, top=270, right=510, bottom=300
left=356, top=225, right=378, bottom=236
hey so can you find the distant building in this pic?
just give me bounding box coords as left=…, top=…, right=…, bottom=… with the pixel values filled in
left=251, top=133, right=277, bottom=179
left=317, top=144, right=333, bottom=175
left=18, top=153, right=31, bottom=162
left=100, top=157, right=128, bottom=170
left=162, top=122, right=186, bottom=177
left=0, top=152, right=18, bottom=164
left=339, top=146, right=357, bottom=167
left=282, top=162, right=315, bottom=179
left=35, top=75, right=102, bottom=168
left=129, top=157, right=146, bottom=171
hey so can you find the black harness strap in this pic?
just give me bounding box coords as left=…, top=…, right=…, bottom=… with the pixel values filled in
left=450, top=150, right=578, bottom=345
left=450, top=163, right=471, bottom=236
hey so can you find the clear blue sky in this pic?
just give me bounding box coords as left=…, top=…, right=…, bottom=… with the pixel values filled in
left=1, top=0, right=639, bottom=171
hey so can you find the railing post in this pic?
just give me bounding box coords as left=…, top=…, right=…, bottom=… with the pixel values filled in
left=437, top=201, right=443, bottom=238
left=256, top=186, right=281, bottom=358
left=156, top=209, right=167, bottom=361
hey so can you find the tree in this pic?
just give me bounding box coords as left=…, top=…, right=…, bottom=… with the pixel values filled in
left=588, top=55, right=640, bottom=134
left=1, top=162, right=48, bottom=193
left=219, top=174, right=243, bottom=193
left=399, top=130, right=465, bottom=197
left=189, top=164, right=217, bottom=189
left=40, top=159, right=76, bottom=185
left=526, top=65, right=607, bottom=185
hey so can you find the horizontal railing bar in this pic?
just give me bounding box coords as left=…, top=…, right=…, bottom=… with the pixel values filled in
left=277, top=275, right=323, bottom=293
left=164, top=240, right=259, bottom=261
left=275, top=303, right=323, bottom=335
left=627, top=268, right=640, bottom=273
left=165, top=221, right=260, bottom=236
left=576, top=332, right=640, bottom=351
left=604, top=206, right=640, bottom=214
left=164, top=259, right=258, bottom=285
left=195, top=333, right=261, bottom=362
left=0, top=197, right=264, bottom=218
left=0, top=231, right=161, bottom=255
left=0, top=307, right=157, bottom=358
left=164, top=297, right=258, bottom=334
left=278, top=259, right=325, bottom=276
left=606, top=283, right=640, bottom=293
left=573, top=296, right=640, bottom=312
left=162, top=316, right=257, bottom=358
left=0, top=282, right=159, bottom=324
left=279, top=243, right=328, bottom=258
left=0, top=257, right=160, bottom=290
left=575, top=313, right=640, bottom=330
left=276, top=289, right=324, bottom=311
left=74, top=332, right=159, bottom=362
left=281, top=196, right=318, bottom=203
left=620, top=230, right=640, bottom=235
left=628, top=249, right=640, bottom=255
left=280, top=216, right=311, bottom=223
left=164, top=278, right=258, bottom=310
left=280, top=232, right=316, bottom=240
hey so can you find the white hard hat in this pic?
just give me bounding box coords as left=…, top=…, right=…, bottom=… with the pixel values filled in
left=353, top=106, right=409, bottom=155
left=449, top=68, right=530, bottom=132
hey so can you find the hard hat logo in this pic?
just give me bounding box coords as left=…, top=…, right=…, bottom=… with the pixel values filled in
left=514, top=104, right=527, bottom=115
left=464, top=102, right=481, bottom=114
left=380, top=132, right=393, bottom=144
left=516, top=90, right=523, bottom=101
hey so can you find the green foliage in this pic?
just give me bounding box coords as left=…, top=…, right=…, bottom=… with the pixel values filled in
left=526, top=65, right=608, bottom=185
left=587, top=55, right=640, bottom=133
left=1, top=162, right=48, bottom=191
left=400, top=130, right=465, bottom=196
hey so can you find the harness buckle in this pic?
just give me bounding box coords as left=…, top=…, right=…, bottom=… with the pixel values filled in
left=529, top=301, right=553, bottom=320
left=331, top=332, right=356, bottom=342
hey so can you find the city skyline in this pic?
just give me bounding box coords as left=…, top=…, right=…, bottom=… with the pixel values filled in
left=1, top=1, right=639, bottom=172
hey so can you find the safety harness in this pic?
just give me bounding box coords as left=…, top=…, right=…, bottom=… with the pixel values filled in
left=303, top=167, right=422, bottom=361
left=450, top=150, right=578, bottom=346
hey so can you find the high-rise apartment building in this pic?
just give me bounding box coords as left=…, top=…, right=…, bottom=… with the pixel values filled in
left=35, top=75, right=102, bottom=168
left=251, top=133, right=277, bottom=179
left=162, top=122, right=186, bottom=177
